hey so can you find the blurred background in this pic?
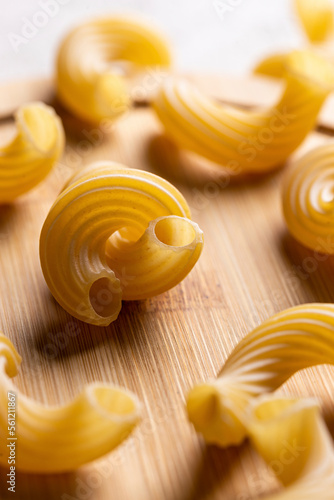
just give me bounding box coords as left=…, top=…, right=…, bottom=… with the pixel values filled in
left=0, top=0, right=306, bottom=81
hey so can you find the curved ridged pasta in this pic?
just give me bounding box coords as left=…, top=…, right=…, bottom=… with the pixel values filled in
left=0, top=102, right=64, bottom=203
left=248, top=396, right=334, bottom=500
left=56, top=17, right=171, bottom=123
left=186, top=303, right=334, bottom=447
left=40, top=161, right=203, bottom=326
left=282, top=143, right=334, bottom=253
left=295, top=0, right=333, bottom=43
left=0, top=333, right=141, bottom=473
left=154, top=51, right=334, bottom=173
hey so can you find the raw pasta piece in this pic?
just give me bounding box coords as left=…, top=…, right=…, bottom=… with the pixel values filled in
left=295, top=0, right=334, bottom=43
left=255, top=0, right=334, bottom=78
left=186, top=303, right=334, bottom=446
left=40, top=161, right=204, bottom=326
left=0, top=333, right=141, bottom=472
left=248, top=396, right=334, bottom=499
left=0, top=102, right=64, bottom=203
left=254, top=53, right=288, bottom=78
left=282, top=143, right=334, bottom=254
left=154, top=51, right=334, bottom=173
left=56, top=17, right=171, bottom=123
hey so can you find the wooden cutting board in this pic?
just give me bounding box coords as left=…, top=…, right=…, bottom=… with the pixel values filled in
left=0, top=75, right=334, bottom=500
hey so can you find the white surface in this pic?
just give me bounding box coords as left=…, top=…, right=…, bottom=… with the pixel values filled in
left=0, top=0, right=306, bottom=82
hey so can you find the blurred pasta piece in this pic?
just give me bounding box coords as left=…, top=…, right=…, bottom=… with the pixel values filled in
left=187, top=303, right=334, bottom=446
left=56, top=17, right=171, bottom=123
left=295, top=0, right=334, bottom=43
left=154, top=51, right=334, bottom=174
left=248, top=395, right=334, bottom=499
left=255, top=0, right=334, bottom=78
left=0, top=102, right=64, bottom=203
left=254, top=52, right=287, bottom=78
left=0, top=332, right=141, bottom=472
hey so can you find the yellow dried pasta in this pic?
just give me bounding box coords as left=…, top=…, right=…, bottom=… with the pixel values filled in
left=154, top=51, right=334, bottom=173
left=295, top=0, right=334, bottom=43
left=255, top=1, right=334, bottom=78
left=248, top=395, right=334, bottom=500
left=40, top=161, right=203, bottom=326
left=56, top=17, right=171, bottom=123
left=282, top=143, right=334, bottom=254
left=0, top=102, right=64, bottom=203
left=0, top=333, right=141, bottom=472
left=254, top=53, right=287, bottom=78
left=186, top=303, right=334, bottom=447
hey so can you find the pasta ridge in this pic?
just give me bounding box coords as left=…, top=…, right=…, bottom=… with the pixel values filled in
left=154, top=51, right=334, bottom=173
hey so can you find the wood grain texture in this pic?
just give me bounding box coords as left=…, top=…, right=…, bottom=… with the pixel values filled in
left=0, top=77, right=333, bottom=500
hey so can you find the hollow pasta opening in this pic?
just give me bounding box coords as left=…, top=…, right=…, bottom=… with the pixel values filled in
left=89, top=277, right=120, bottom=318
left=154, top=216, right=197, bottom=247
